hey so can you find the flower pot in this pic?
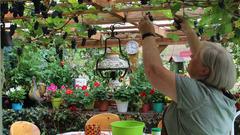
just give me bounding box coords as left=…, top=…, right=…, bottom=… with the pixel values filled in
left=116, top=100, right=129, bottom=112
left=98, top=100, right=109, bottom=111
left=51, top=98, right=62, bottom=109
left=152, top=102, right=164, bottom=113
left=84, top=101, right=95, bottom=110
left=141, top=103, right=151, bottom=113
left=12, top=102, right=23, bottom=111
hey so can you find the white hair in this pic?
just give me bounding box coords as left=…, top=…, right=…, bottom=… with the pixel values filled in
left=199, top=41, right=236, bottom=90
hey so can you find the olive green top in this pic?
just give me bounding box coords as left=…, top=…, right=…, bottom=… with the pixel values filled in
left=164, top=75, right=236, bottom=135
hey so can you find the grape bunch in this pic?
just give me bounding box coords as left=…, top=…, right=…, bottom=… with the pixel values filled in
left=9, top=24, right=17, bottom=36
left=173, top=17, right=182, bottom=30
left=1, top=3, right=8, bottom=19
left=71, top=38, right=77, bottom=49
left=10, top=2, right=25, bottom=18
left=87, top=27, right=97, bottom=38
left=51, top=10, right=63, bottom=18
left=32, top=0, right=41, bottom=14
left=34, top=21, right=39, bottom=30
left=16, top=47, right=23, bottom=56
left=78, top=0, right=84, bottom=4
left=62, top=32, right=68, bottom=39
left=140, top=0, right=149, bottom=5
left=81, top=38, right=86, bottom=46
left=42, top=26, right=50, bottom=35
left=73, top=16, right=79, bottom=23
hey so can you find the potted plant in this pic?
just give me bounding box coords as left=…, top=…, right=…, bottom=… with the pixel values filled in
left=81, top=90, right=95, bottom=110
left=151, top=90, right=165, bottom=113
left=75, top=84, right=95, bottom=110
left=5, top=86, right=26, bottom=111
left=62, top=86, right=79, bottom=111
left=139, top=88, right=155, bottom=113
left=47, top=83, right=63, bottom=109
left=113, top=84, right=131, bottom=112
left=92, top=81, right=110, bottom=111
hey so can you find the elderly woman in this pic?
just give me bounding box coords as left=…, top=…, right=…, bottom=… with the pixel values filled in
left=138, top=16, right=236, bottom=135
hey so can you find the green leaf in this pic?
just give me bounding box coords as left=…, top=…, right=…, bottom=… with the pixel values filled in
left=167, top=33, right=180, bottom=41
left=170, top=2, right=181, bottom=15
left=68, top=0, right=77, bottom=4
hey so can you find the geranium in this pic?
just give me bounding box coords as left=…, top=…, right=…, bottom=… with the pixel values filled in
left=150, top=90, right=164, bottom=103
left=5, top=86, right=26, bottom=103
left=94, top=81, right=101, bottom=87
left=66, top=89, right=73, bottom=95
left=139, top=88, right=155, bottom=104
left=82, top=85, right=88, bottom=91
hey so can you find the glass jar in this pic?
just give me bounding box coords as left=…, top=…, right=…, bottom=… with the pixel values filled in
left=151, top=127, right=161, bottom=135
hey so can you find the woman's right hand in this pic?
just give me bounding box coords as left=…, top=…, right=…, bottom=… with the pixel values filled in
left=174, top=15, right=191, bottom=33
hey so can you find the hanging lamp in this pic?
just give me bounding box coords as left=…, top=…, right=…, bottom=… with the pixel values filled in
left=95, top=25, right=130, bottom=80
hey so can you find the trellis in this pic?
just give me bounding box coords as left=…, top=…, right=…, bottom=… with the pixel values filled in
left=0, top=0, right=214, bottom=49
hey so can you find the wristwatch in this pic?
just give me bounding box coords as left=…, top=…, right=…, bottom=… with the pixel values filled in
left=142, top=33, right=155, bottom=39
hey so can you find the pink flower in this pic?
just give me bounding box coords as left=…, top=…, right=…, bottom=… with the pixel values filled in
left=94, top=82, right=101, bottom=87
left=82, top=85, right=88, bottom=91
left=61, top=85, right=66, bottom=90
left=47, top=83, right=58, bottom=92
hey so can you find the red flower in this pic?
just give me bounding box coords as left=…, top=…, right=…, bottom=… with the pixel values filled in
left=150, top=89, right=155, bottom=95
left=66, top=89, right=73, bottom=95
left=84, top=92, right=89, bottom=97
left=94, top=81, right=101, bottom=87
left=140, top=91, right=147, bottom=97
left=68, top=105, right=77, bottom=111
left=82, top=85, right=88, bottom=91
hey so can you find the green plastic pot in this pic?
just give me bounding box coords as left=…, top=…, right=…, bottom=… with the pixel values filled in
left=111, top=120, right=145, bottom=135
left=51, top=98, right=62, bottom=109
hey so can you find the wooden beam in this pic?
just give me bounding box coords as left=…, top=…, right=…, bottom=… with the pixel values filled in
left=76, top=37, right=187, bottom=48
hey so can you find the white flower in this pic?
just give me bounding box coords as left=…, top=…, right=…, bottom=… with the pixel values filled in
left=10, top=88, right=15, bottom=93
left=16, top=86, right=22, bottom=91
left=6, top=91, right=10, bottom=96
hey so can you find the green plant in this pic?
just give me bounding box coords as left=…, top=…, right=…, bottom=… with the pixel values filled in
left=92, top=80, right=110, bottom=101
left=5, top=86, right=26, bottom=103
left=151, top=90, right=164, bottom=103
left=113, top=84, right=131, bottom=102
left=81, top=90, right=95, bottom=105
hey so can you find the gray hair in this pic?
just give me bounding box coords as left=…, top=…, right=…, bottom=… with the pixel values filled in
left=199, top=41, right=236, bottom=90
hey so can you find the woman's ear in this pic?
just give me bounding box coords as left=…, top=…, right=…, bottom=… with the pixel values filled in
left=201, top=67, right=210, bottom=76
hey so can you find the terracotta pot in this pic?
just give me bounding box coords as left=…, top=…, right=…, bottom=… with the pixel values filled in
left=141, top=103, right=151, bottom=113
left=98, top=100, right=109, bottom=111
